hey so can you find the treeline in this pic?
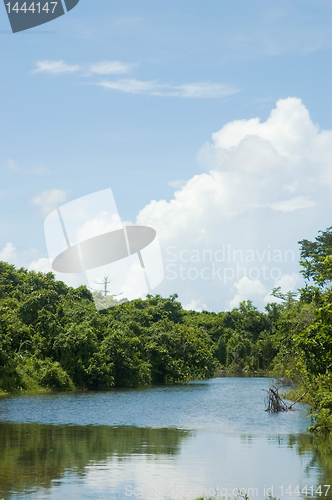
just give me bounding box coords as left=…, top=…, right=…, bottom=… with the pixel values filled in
left=270, top=226, right=332, bottom=434
left=0, top=261, right=282, bottom=395
left=1, top=225, right=332, bottom=432
left=0, top=266, right=218, bottom=392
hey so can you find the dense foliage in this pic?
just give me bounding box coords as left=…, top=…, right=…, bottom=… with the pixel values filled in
left=0, top=264, right=219, bottom=393
left=0, top=260, right=283, bottom=395
left=272, top=226, right=332, bottom=434
left=2, top=225, right=332, bottom=434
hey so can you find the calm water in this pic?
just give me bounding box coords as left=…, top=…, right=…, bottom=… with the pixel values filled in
left=0, top=377, right=331, bottom=500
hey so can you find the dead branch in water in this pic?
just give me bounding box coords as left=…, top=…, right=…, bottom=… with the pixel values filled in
left=288, top=391, right=307, bottom=409
left=264, top=385, right=306, bottom=413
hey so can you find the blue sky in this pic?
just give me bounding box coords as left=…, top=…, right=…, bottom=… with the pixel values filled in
left=1, top=0, right=331, bottom=311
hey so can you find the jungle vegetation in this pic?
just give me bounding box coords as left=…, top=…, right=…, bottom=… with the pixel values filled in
left=1, top=225, right=332, bottom=432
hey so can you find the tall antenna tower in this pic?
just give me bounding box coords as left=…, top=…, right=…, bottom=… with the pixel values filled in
left=95, top=275, right=111, bottom=296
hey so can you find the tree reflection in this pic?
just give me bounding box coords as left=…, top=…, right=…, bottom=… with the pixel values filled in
left=289, top=433, right=332, bottom=487
left=0, top=422, right=192, bottom=498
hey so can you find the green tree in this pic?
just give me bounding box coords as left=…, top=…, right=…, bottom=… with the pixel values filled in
left=299, top=226, right=332, bottom=286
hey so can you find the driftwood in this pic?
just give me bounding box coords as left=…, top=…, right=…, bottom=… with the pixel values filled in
left=264, top=385, right=306, bottom=413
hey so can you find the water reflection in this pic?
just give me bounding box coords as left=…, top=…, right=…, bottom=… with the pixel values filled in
left=0, top=423, right=192, bottom=499
left=0, top=422, right=329, bottom=500
left=0, top=378, right=329, bottom=500
left=289, top=433, right=332, bottom=489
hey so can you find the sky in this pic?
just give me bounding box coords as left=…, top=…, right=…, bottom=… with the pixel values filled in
left=0, top=0, right=332, bottom=312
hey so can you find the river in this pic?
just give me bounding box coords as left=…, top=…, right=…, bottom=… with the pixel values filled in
left=0, top=376, right=331, bottom=500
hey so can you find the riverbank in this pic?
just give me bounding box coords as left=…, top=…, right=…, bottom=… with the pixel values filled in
left=283, top=375, right=332, bottom=434
left=2, top=232, right=332, bottom=434
left=0, top=377, right=317, bottom=500
left=0, top=261, right=276, bottom=395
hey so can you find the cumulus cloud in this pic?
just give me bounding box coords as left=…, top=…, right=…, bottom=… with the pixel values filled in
left=229, top=277, right=267, bottom=309
left=136, top=97, right=332, bottom=310
left=210, top=96, right=320, bottom=155
left=97, top=79, right=239, bottom=98
left=268, top=196, right=317, bottom=212
left=137, top=97, right=331, bottom=244
left=31, top=189, right=68, bottom=217
left=263, top=273, right=300, bottom=304
left=276, top=272, right=300, bottom=291
left=28, top=258, right=53, bottom=274
left=22, top=97, right=329, bottom=311
left=183, top=298, right=208, bottom=312
left=0, top=242, right=17, bottom=263
left=77, top=211, right=122, bottom=241
left=32, top=60, right=81, bottom=74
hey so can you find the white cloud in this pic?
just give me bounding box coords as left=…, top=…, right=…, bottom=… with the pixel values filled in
left=229, top=277, right=267, bottom=310
left=174, top=82, right=240, bottom=99
left=77, top=211, right=122, bottom=241
left=31, top=189, right=68, bottom=217
left=276, top=272, right=300, bottom=291
left=137, top=98, right=332, bottom=245
left=32, top=60, right=239, bottom=99
left=210, top=96, right=321, bottom=160
left=268, top=196, right=317, bottom=212
left=136, top=97, right=332, bottom=310
left=97, top=79, right=240, bottom=98
left=183, top=298, right=208, bottom=312
left=33, top=60, right=81, bottom=74
left=98, top=79, right=157, bottom=94
left=0, top=242, right=17, bottom=264
left=20, top=97, right=329, bottom=311
left=28, top=258, right=53, bottom=274
left=168, top=179, right=187, bottom=189
left=89, top=61, right=133, bottom=75
left=283, top=181, right=298, bottom=194
left=263, top=273, right=300, bottom=304
left=4, top=160, right=49, bottom=175
left=32, top=59, right=133, bottom=76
